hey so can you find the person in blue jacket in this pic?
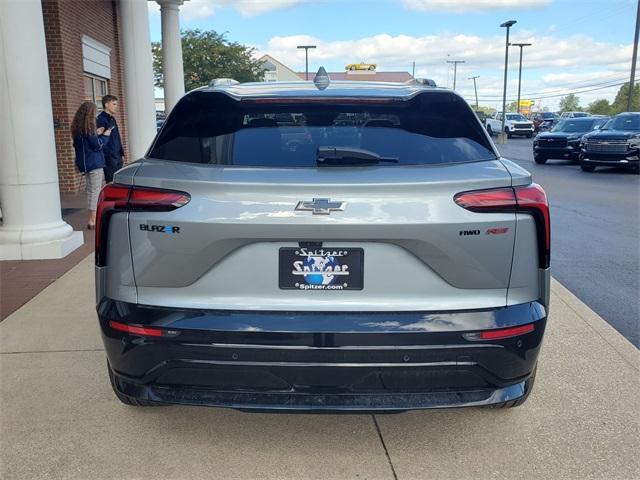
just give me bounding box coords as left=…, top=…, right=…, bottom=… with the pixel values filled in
left=71, top=101, right=111, bottom=229
left=97, top=95, right=124, bottom=183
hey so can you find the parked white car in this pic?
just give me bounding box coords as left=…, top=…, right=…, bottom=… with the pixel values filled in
left=486, top=113, right=534, bottom=138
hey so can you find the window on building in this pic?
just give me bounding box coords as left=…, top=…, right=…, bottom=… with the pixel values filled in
left=83, top=74, right=108, bottom=111
left=81, top=35, right=111, bottom=111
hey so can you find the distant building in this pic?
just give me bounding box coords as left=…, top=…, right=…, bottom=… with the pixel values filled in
left=296, top=70, right=413, bottom=82
left=258, top=54, right=302, bottom=82
left=257, top=54, right=413, bottom=83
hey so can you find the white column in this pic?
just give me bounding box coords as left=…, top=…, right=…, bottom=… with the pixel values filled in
left=120, top=0, right=157, bottom=160
left=156, top=0, right=188, bottom=113
left=0, top=0, right=83, bottom=260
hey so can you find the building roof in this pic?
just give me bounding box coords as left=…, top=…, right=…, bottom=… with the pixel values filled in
left=198, top=79, right=446, bottom=100
left=257, top=54, right=300, bottom=76
left=296, top=71, right=414, bottom=82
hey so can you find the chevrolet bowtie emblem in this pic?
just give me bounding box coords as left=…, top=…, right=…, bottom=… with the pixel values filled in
left=295, top=198, right=346, bottom=215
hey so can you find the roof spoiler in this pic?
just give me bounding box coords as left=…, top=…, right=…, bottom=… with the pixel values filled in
left=405, top=78, right=437, bottom=87
left=208, top=78, right=240, bottom=87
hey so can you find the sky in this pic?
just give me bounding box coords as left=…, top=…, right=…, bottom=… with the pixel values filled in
left=147, top=0, right=638, bottom=111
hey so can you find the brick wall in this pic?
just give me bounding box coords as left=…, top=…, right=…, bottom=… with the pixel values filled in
left=42, top=0, right=128, bottom=193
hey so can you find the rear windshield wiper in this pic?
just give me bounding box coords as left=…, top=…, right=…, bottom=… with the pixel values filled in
left=316, top=146, right=399, bottom=166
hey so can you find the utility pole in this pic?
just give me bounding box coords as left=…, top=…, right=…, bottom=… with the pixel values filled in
left=628, top=0, right=640, bottom=112
left=297, top=45, right=316, bottom=80
left=412, top=60, right=416, bottom=78
left=446, top=60, right=465, bottom=90
left=499, top=20, right=517, bottom=144
left=468, top=76, right=480, bottom=109
left=511, top=42, right=532, bottom=113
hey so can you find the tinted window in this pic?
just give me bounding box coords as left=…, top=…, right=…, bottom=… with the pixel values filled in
left=602, top=115, right=640, bottom=131
left=551, top=119, right=594, bottom=133
left=149, top=91, right=496, bottom=167
left=506, top=114, right=528, bottom=121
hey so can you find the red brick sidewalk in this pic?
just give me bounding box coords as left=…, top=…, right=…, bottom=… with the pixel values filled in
left=0, top=193, right=94, bottom=320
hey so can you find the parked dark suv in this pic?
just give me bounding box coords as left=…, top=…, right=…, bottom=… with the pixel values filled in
left=579, top=112, right=640, bottom=172
left=533, top=117, right=607, bottom=164
left=96, top=73, right=550, bottom=412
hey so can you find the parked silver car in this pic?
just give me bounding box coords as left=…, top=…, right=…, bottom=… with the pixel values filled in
left=95, top=73, right=551, bottom=411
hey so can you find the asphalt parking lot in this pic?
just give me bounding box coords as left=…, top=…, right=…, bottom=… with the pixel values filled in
left=496, top=137, right=640, bottom=347
left=1, top=255, right=639, bottom=480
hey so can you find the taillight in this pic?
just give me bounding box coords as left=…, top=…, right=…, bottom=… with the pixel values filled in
left=95, top=184, right=190, bottom=267
left=109, top=320, right=164, bottom=337
left=454, top=184, right=550, bottom=269
left=463, top=323, right=535, bottom=341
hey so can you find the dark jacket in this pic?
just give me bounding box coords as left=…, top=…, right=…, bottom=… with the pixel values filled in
left=97, top=111, right=124, bottom=169
left=73, top=133, right=109, bottom=173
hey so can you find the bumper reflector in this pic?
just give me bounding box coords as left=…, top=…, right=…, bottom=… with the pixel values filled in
left=109, top=321, right=164, bottom=337
left=464, top=323, right=535, bottom=341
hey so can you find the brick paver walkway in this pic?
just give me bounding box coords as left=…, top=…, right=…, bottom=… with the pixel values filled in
left=0, top=193, right=94, bottom=320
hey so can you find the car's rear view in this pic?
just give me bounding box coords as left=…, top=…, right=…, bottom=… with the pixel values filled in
left=96, top=80, right=550, bottom=411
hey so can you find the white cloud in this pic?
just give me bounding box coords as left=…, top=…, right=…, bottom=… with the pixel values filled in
left=262, top=32, right=632, bottom=72
left=402, top=0, right=552, bottom=13
left=259, top=31, right=632, bottom=110
left=149, top=0, right=310, bottom=19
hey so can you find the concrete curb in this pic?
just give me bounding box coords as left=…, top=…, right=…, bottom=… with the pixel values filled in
left=550, top=278, right=639, bottom=370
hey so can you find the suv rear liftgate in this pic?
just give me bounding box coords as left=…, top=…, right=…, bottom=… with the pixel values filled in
left=96, top=82, right=550, bottom=410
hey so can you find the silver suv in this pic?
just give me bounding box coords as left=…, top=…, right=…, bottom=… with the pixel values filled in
left=96, top=73, right=550, bottom=411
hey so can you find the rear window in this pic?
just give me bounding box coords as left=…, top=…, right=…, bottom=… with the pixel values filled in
left=149, top=90, right=496, bottom=167
left=602, top=114, right=640, bottom=131
left=552, top=119, right=595, bottom=133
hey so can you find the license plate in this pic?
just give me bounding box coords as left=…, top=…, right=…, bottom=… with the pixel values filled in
left=279, top=247, right=364, bottom=290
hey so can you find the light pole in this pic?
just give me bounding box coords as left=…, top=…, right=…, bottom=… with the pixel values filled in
left=446, top=60, right=465, bottom=90
left=627, top=0, right=639, bottom=111
left=297, top=45, right=316, bottom=81
left=511, top=42, right=532, bottom=113
left=468, top=75, right=480, bottom=109
left=499, top=20, right=517, bottom=144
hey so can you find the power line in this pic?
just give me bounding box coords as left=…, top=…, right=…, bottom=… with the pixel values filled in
left=472, top=78, right=628, bottom=99
left=473, top=81, right=626, bottom=102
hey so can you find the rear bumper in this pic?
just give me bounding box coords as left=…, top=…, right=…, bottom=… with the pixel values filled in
left=98, top=300, right=547, bottom=411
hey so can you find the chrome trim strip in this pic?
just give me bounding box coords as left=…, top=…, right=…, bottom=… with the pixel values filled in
left=180, top=359, right=475, bottom=368
left=183, top=343, right=495, bottom=350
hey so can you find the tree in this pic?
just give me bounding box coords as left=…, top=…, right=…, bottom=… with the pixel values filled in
left=152, top=29, right=265, bottom=91
left=588, top=99, right=612, bottom=116
left=558, top=94, right=581, bottom=113
left=610, top=82, right=640, bottom=114
left=506, top=101, right=518, bottom=112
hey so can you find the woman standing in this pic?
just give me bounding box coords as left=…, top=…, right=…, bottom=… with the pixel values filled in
left=71, top=101, right=111, bottom=229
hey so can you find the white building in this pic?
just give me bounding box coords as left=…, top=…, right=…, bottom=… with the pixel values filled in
left=259, top=54, right=303, bottom=82
left=0, top=0, right=190, bottom=260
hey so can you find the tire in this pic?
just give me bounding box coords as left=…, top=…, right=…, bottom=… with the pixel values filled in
left=485, top=366, right=537, bottom=409
left=368, top=65, right=375, bottom=71
left=526, top=132, right=533, bottom=138
left=108, top=362, right=163, bottom=407
left=486, top=125, right=493, bottom=136
left=505, top=128, right=512, bottom=139
left=534, top=154, right=547, bottom=164
left=580, top=164, right=596, bottom=172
